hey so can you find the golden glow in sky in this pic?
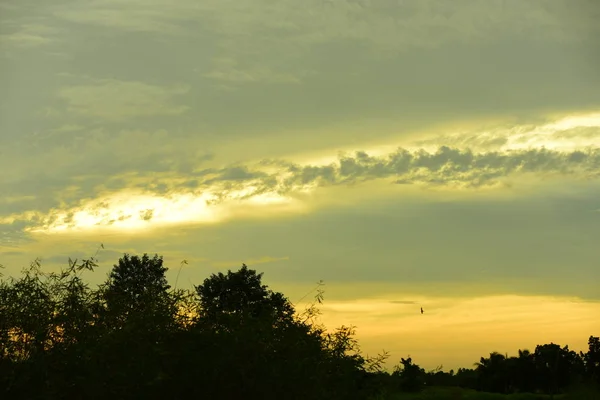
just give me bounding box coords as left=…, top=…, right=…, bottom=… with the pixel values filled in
left=297, top=293, right=600, bottom=370
left=19, top=188, right=304, bottom=234
left=9, top=110, right=600, bottom=236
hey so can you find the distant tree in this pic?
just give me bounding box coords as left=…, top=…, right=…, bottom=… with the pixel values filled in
left=425, top=365, right=460, bottom=387
left=392, top=356, right=426, bottom=392
left=512, top=349, right=537, bottom=393
left=533, top=342, right=584, bottom=395
left=475, top=351, right=511, bottom=393
left=582, top=336, right=600, bottom=386
left=455, top=367, right=478, bottom=389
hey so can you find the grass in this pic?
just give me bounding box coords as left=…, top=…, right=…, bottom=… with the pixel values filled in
left=373, top=386, right=600, bottom=400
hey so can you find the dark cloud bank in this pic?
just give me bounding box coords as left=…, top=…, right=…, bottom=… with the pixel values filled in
left=196, top=146, right=600, bottom=202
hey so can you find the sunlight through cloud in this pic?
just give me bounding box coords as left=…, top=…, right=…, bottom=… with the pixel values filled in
left=23, top=188, right=304, bottom=235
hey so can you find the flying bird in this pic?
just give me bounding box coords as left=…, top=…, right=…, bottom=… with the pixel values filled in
left=421, top=307, right=424, bottom=314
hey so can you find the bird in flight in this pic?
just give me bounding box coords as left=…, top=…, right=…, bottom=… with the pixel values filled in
left=421, top=307, right=424, bottom=314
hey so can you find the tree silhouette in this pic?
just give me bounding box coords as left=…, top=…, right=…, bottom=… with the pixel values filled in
left=475, top=351, right=511, bottom=393
left=92, top=253, right=176, bottom=399
left=102, top=253, right=172, bottom=323
left=512, top=349, right=537, bottom=393
left=0, top=250, right=598, bottom=399
left=582, top=336, right=600, bottom=386
left=168, top=263, right=373, bottom=400
left=392, top=356, right=426, bottom=392
left=533, top=342, right=584, bottom=395
left=195, top=263, right=294, bottom=331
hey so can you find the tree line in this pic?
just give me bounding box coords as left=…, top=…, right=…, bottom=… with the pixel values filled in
left=0, top=249, right=598, bottom=399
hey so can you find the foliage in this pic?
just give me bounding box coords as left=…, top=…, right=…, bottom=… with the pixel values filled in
left=392, top=357, right=426, bottom=392
left=0, top=248, right=598, bottom=400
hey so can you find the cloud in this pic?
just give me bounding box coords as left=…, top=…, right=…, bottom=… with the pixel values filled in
left=52, top=0, right=598, bottom=48
left=0, top=223, right=36, bottom=247
left=211, top=256, right=290, bottom=269
left=56, top=78, right=190, bottom=121
left=0, top=32, right=51, bottom=49
left=0, top=127, right=217, bottom=226
left=0, top=251, right=24, bottom=257
left=52, top=0, right=200, bottom=34
left=3, top=111, right=600, bottom=236
left=46, top=0, right=598, bottom=105
left=139, top=209, right=154, bottom=221
left=412, top=113, right=600, bottom=152
left=5, top=144, right=600, bottom=235
left=3, top=0, right=598, bottom=148
left=202, top=57, right=308, bottom=86
left=191, top=145, right=600, bottom=200
left=0, top=24, right=60, bottom=49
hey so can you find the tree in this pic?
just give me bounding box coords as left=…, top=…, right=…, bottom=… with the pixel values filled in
left=2, top=250, right=597, bottom=399
left=533, top=343, right=584, bottom=395
left=582, top=336, right=600, bottom=386
left=177, top=265, right=318, bottom=399
left=103, top=253, right=172, bottom=322
left=512, top=349, right=537, bottom=393
left=94, top=253, right=177, bottom=400
left=188, top=264, right=372, bottom=400
left=475, top=352, right=511, bottom=393
left=455, top=367, right=478, bottom=389
left=425, top=365, right=458, bottom=387
left=194, top=263, right=294, bottom=330
left=392, top=356, right=426, bottom=392
left=0, top=253, right=103, bottom=400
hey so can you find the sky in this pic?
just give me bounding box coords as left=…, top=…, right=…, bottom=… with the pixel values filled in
left=1, top=0, right=600, bottom=370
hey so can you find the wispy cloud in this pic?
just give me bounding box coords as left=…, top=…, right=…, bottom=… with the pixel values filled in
left=46, top=0, right=599, bottom=101
left=52, top=0, right=198, bottom=35
left=202, top=57, right=309, bottom=86
left=412, top=113, right=600, bottom=152
left=56, top=78, right=190, bottom=121
left=51, top=0, right=597, bottom=47
left=0, top=24, right=61, bottom=49
left=211, top=256, right=289, bottom=269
